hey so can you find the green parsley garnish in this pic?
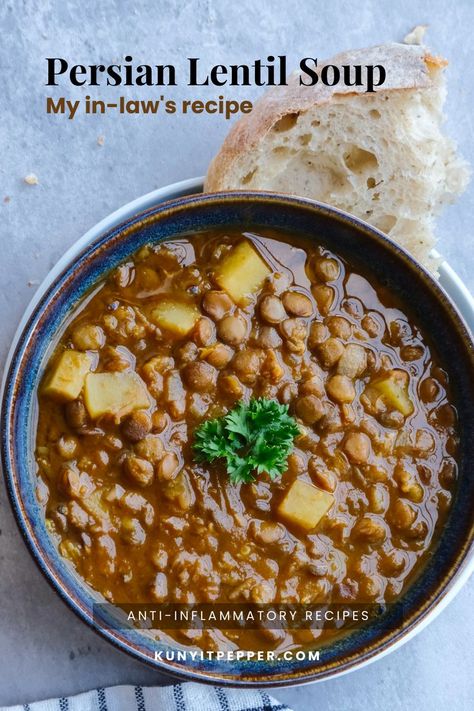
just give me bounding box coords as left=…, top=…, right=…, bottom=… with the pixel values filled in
left=193, top=398, right=300, bottom=484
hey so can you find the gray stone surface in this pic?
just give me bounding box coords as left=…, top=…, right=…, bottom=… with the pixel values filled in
left=0, top=0, right=473, bottom=708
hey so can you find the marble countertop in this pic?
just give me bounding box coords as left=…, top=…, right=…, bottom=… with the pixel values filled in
left=0, top=0, right=473, bottom=708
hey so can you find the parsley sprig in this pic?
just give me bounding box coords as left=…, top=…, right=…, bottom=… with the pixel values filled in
left=193, top=398, right=300, bottom=484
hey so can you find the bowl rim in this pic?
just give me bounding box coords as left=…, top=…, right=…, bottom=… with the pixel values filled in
left=2, top=186, right=474, bottom=687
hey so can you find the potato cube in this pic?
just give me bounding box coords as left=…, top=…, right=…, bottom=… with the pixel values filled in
left=371, top=370, right=414, bottom=416
left=215, top=240, right=271, bottom=305
left=277, top=479, right=334, bottom=530
left=151, top=300, right=200, bottom=336
left=43, top=350, right=91, bottom=401
left=84, top=371, right=150, bottom=419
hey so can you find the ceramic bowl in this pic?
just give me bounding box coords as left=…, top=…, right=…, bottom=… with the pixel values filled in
left=2, top=191, right=474, bottom=686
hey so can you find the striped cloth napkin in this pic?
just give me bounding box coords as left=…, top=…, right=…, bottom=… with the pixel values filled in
left=0, top=683, right=293, bottom=711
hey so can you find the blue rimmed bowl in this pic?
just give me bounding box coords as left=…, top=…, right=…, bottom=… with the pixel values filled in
left=2, top=187, right=474, bottom=687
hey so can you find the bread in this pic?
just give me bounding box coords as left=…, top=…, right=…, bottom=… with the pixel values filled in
left=205, top=43, right=469, bottom=272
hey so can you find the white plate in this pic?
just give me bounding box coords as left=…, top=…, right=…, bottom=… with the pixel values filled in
left=2, top=177, right=473, bottom=682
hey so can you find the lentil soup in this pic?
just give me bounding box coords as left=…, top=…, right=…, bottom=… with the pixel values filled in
left=35, top=229, right=458, bottom=653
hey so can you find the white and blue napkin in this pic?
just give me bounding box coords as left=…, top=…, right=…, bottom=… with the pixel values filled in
left=0, top=683, right=293, bottom=711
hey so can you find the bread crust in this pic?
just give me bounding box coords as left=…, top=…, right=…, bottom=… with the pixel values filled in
left=205, top=43, right=438, bottom=191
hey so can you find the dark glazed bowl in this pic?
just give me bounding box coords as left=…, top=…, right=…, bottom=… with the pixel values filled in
left=2, top=191, right=474, bottom=686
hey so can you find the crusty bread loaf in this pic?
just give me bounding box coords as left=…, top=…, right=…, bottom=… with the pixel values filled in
left=205, top=43, right=469, bottom=272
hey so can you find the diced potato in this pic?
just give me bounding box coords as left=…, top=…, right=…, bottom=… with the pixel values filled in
left=277, top=479, right=334, bottom=531
left=84, top=371, right=150, bottom=419
left=215, top=240, right=271, bottom=305
left=43, top=350, right=91, bottom=401
left=151, top=300, right=200, bottom=336
left=371, top=370, right=414, bottom=416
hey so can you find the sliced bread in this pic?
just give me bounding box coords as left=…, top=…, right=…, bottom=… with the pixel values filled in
left=205, top=43, right=469, bottom=271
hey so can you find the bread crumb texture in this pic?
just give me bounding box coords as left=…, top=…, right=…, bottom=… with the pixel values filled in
left=206, top=43, right=470, bottom=273
left=404, top=25, right=428, bottom=45
left=24, top=173, right=39, bottom=185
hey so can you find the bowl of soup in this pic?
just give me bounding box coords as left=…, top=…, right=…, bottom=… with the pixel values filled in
left=2, top=191, right=474, bottom=686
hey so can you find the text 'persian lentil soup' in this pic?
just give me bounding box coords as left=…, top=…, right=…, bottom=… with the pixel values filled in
left=35, top=228, right=458, bottom=653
